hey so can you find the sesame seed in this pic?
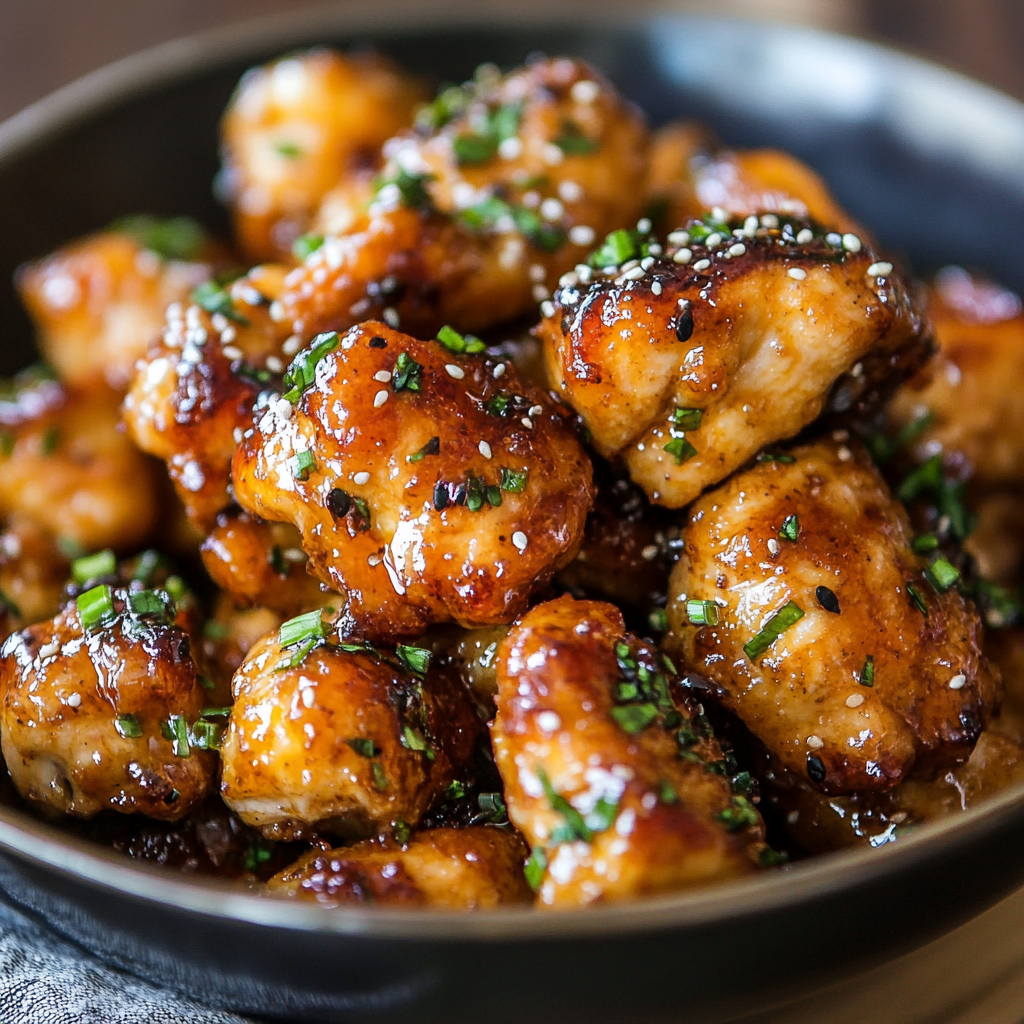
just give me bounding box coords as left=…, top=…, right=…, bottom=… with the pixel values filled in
left=558, top=180, right=582, bottom=203
left=353, top=471, right=370, bottom=485
left=806, top=735, right=824, bottom=749
left=652, top=280, right=662, bottom=296
left=445, top=364, right=465, bottom=379
left=478, top=440, right=492, bottom=459
left=621, top=267, right=645, bottom=282
left=532, top=284, right=550, bottom=302
left=787, top=810, right=800, bottom=824
left=647, top=243, right=663, bottom=256
left=949, top=674, right=967, bottom=690
left=728, top=242, right=746, bottom=256
left=667, top=230, right=690, bottom=246
left=837, top=446, right=853, bottom=462
left=66, top=692, right=81, bottom=707
left=374, top=369, right=392, bottom=382
left=540, top=300, right=556, bottom=318
left=542, top=143, right=564, bottom=166
left=826, top=233, right=843, bottom=246
left=673, top=247, right=692, bottom=265
left=570, top=79, right=600, bottom=103
left=641, top=544, right=659, bottom=561
left=846, top=693, right=865, bottom=708
left=373, top=390, right=389, bottom=408
left=640, top=256, right=655, bottom=271
left=382, top=307, right=400, bottom=327
left=743, top=215, right=759, bottom=235
left=569, top=224, right=595, bottom=246
left=39, top=640, right=59, bottom=659
left=512, top=531, right=528, bottom=552
left=636, top=217, right=652, bottom=234
left=767, top=538, right=780, bottom=556
left=529, top=264, right=546, bottom=282
left=712, top=206, right=729, bottom=222
left=692, top=258, right=711, bottom=272
left=796, top=228, right=814, bottom=244
left=528, top=405, right=543, bottom=416
left=842, top=233, right=862, bottom=253
left=559, top=271, right=579, bottom=288
left=521, top=417, right=533, bottom=428
left=367, top=553, right=381, bottom=567
left=522, top=190, right=540, bottom=209
left=266, top=355, right=284, bottom=373
left=540, top=198, right=564, bottom=221
left=222, top=345, right=243, bottom=361
left=283, top=335, right=302, bottom=355
left=537, top=710, right=561, bottom=733
left=269, top=300, right=285, bottom=322
left=233, top=427, right=243, bottom=444
left=705, top=233, right=723, bottom=248
left=493, top=363, right=506, bottom=378
left=760, top=214, right=779, bottom=229
left=620, top=259, right=639, bottom=273
left=868, top=262, right=893, bottom=277
left=787, top=267, right=807, bottom=280
left=498, top=136, right=522, bottom=160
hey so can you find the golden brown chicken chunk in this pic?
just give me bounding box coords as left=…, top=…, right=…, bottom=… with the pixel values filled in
left=268, top=826, right=531, bottom=907
left=538, top=213, right=929, bottom=508
left=0, top=523, right=69, bottom=635
left=200, top=509, right=329, bottom=617
left=16, top=220, right=222, bottom=393
left=0, top=369, right=160, bottom=552
left=647, top=122, right=859, bottom=236
left=887, top=267, right=1024, bottom=489
left=278, top=57, right=649, bottom=342
left=664, top=439, right=1000, bottom=796
left=491, top=595, right=764, bottom=908
left=232, top=321, right=593, bottom=642
left=220, top=49, right=425, bottom=263
left=219, top=615, right=482, bottom=840
left=123, top=264, right=291, bottom=528
left=198, top=594, right=283, bottom=707
left=0, top=584, right=215, bottom=820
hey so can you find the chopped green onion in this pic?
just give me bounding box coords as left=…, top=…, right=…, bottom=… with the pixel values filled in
left=346, top=738, right=381, bottom=758
left=199, top=706, right=231, bottom=719
left=190, top=719, right=224, bottom=751
left=664, top=437, right=697, bottom=465
left=375, top=166, right=435, bottom=210
left=760, top=848, right=789, bottom=867
left=731, top=771, right=753, bottom=795
left=291, top=449, right=316, bottom=481
left=524, top=846, right=547, bottom=890
left=400, top=724, right=432, bottom=757
left=40, top=426, right=60, bottom=455
left=537, top=767, right=593, bottom=844
left=648, top=608, right=669, bottom=632
left=716, top=795, right=760, bottom=832
left=394, top=818, right=411, bottom=844
left=203, top=621, right=230, bottom=641
left=115, top=713, right=142, bottom=739
left=779, top=515, right=799, bottom=542
left=437, top=325, right=486, bottom=355
left=192, top=280, right=249, bottom=325
left=907, top=582, right=929, bottom=615
left=610, top=702, right=659, bottom=734
left=245, top=839, right=273, bottom=871
left=273, top=140, right=302, bottom=158
left=292, top=233, right=324, bottom=261
left=453, top=133, right=497, bottom=165
left=391, top=352, right=423, bottom=392
left=756, top=452, right=796, bottom=465
left=161, top=715, right=190, bottom=757
left=128, top=589, right=173, bottom=623
left=743, top=601, right=804, bottom=661
left=72, top=549, right=115, bottom=585
left=279, top=609, right=326, bottom=649
left=371, top=762, right=388, bottom=790
left=500, top=467, right=528, bottom=493
left=554, top=119, right=598, bottom=154
left=396, top=644, right=431, bottom=677
left=588, top=228, right=637, bottom=268
left=686, top=599, right=719, bottom=627
left=198, top=675, right=216, bottom=691
left=112, top=215, right=206, bottom=262
left=477, top=791, right=508, bottom=823
left=913, top=533, right=939, bottom=553
left=0, top=431, right=14, bottom=457
left=861, top=655, right=875, bottom=687
left=415, top=85, right=467, bottom=132
left=446, top=780, right=467, bottom=800
left=658, top=780, right=678, bottom=804
left=485, top=392, right=513, bottom=416
left=926, top=557, right=961, bottom=593
left=407, top=436, right=440, bottom=463
left=672, top=408, right=702, bottom=431
left=898, top=454, right=944, bottom=503
left=77, top=584, right=116, bottom=631
left=282, top=331, right=339, bottom=403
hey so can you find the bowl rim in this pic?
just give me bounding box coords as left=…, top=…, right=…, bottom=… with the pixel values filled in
left=2, top=0, right=1024, bottom=941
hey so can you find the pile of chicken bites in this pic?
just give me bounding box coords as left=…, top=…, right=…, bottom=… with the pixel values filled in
left=3, top=49, right=1024, bottom=909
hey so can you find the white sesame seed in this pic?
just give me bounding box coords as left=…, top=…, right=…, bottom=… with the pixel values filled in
left=705, top=233, right=723, bottom=249
left=868, top=262, right=893, bottom=277
left=559, top=271, right=579, bottom=288
left=540, top=198, right=564, bottom=221
left=493, top=362, right=506, bottom=378
left=692, top=258, right=711, bottom=272
left=445, top=364, right=465, bottom=379
left=640, top=256, right=655, bottom=271
left=826, top=232, right=843, bottom=246
left=768, top=538, right=780, bottom=556
left=382, top=307, right=400, bottom=327
left=542, top=143, right=564, bottom=166
left=787, top=267, right=807, bottom=280
left=512, top=531, right=528, bottom=552
left=528, top=405, right=543, bottom=416
left=540, top=300, right=556, bottom=318
left=842, top=233, right=862, bottom=253
left=621, top=267, right=645, bottom=282
left=478, top=440, right=492, bottom=459
left=949, top=674, right=967, bottom=690
left=266, top=355, right=284, bottom=373
left=651, top=280, right=662, bottom=296
left=222, top=345, right=243, bottom=361
left=233, top=427, right=243, bottom=445
left=837, top=446, right=853, bottom=462
left=673, top=247, right=692, bottom=265
left=647, top=243, right=663, bottom=256
left=712, top=206, right=729, bottom=222
left=570, top=79, right=600, bottom=104
left=521, top=417, right=533, bottom=428
left=537, top=710, right=561, bottom=733
left=620, top=259, right=639, bottom=273
left=353, top=471, right=370, bottom=485
left=667, top=230, right=690, bottom=246
left=283, top=335, right=302, bottom=356
left=569, top=224, right=595, bottom=246
left=373, top=390, right=388, bottom=408
left=807, top=735, right=824, bottom=749
left=532, top=284, right=551, bottom=302
left=39, top=641, right=59, bottom=659
left=796, top=228, right=814, bottom=244
left=743, top=215, right=759, bottom=235
left=367, top=553, right=381, bottom=567
left=728, top=242, right=746, bottom=257
left=498, top=136, right=522, bottom=160
left=522, top=190, right=540, bottom=209
left=760, top=214, right=779, bottom=229
left=373, top=369, right=392, bottom=382
left=269, top=300, right=285, bottom=322
left=846, top=693, right=865, bottom=708
left=66, top=692, right=81, bottom=708
left=529, top=263, right=546, bottom=283
left=641, top=544, right=659, bottom=561
left=636, top=217, right=652, bottom=234
left=850, top=362, right=864, bottom=378
left=558, top=180, right=582, bottom=203
left=787, top=810, right=800, bottom=824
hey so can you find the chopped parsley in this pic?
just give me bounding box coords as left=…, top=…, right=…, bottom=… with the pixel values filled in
left=664, top=436, right=697, bottom=465
left=743, top=601, right=804, bottom=661
left=609, top=703, right=659, bottom=734
left=716, top=795, right=759, bottom=832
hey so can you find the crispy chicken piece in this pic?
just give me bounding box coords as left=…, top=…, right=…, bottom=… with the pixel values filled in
left=664, top=439, right=1000, bottom=796
left=887, top=267, right=1024, bottom=488
left=200, top=509, right=330, bottom=617
left=647, top=122, right=859, bottom=235
left=122, top=264, right=291, bottom=528
left=220, top=49, right=425, bottom=263
left=0, top=585, right=215, bottom=820
left=431, top=624, right=511, bottom=702
left=219, top=619, right=482, bottom=841
left=232, top=321, right=593, bottom=642
left=539, top=213, right=929, bottom=508
left=491, top=595, right=764, bottom=908
left=268, top=826, right=531, bottom=907
left=16, top=220, right=222, bottom=392
left=198, top=593, right=283, bottom=706
left=0, top=523, right=69, bottom=634
left=0, top=369, right=160, bottom=552
left=278, top=57, right=649, bottom=341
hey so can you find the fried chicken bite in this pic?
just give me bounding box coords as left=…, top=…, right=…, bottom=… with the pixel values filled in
left=200, top=509, right=330, bottom=617
left=219, top=615, right=482, bottom=841
left=0, top=368, right=160, bottom=552
left=220, top=49, right=425, bottom=263
left=198, top=594, right=283, bottom=706
left=0, top=522, right=69, bottom=635
left=664, top=439, right=1000, bottom=797
left=647, top=122, right=859, bottom=236
left=123, top=264, right=291, bottom=528
left=16, top=219, right=223, bottom=393
left=0, top=584, right=215, bottom=820
left=278, top=57, right=649, bottom=342
left=491, top=595, right=764, bottom=908
left=268, top=826, right=531, bottom=907
left=232, top=321, right=593, bottom=642
left=539, top=214, right=929, bottom=508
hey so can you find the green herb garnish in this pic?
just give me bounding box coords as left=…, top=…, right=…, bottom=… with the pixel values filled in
left=437, top=325, right=485, bottom=355
left=554, top=119, right=597, bottom=154
left=396, top=644, right=431, bottom=677
left=686, top=599, right=719, bottom=627
left=192, top=280, right=249, bottom=325
left=291, top=449, right=316, bottom=481
left=391, top=352, right=423, bottom=392
left=743, top=601, right=804, bottom=661
left=610, top=702, right=659, bottom=734
left=72, top=549, right=115, bottom=585
left=907, top=582, right=929, bottom=615
left=115, top=713, right=142, bottom=739
left=672, top=408, right=702, bottom=431
left=664, top=436, right=697, bottom=465
left=861, top=655, right=875, bottom=687
left=161, top=715, right=190, bottom=757
left=524, top=846, right=547, bottom=890
left=112, top=215, right=206, bottom=262
left=279, top=609, right=326, bottom=649
left=407, top=436, right=440, bottom=463
left=77, top=584, right=116, bottom=631
left=779, top=515, right=799, bottom=542
left=346, top=738, right=381, bottom=758
left=716, top=795, right=760, bottom=832
left=292, top=233, right=324, bottom=261
left=500, top=467, right=528, bottom=493
left=282, top=330, right=339, bottom=403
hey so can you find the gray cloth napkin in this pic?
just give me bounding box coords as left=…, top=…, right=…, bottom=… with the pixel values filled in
left=0, top=898, right=255, bottom=1024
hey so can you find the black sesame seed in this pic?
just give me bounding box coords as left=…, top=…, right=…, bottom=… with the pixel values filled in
left=806, top=753, right=826, bottom=784
left=369, top=336, right=388, bottom=349
left=959, top=709, right=980, bottom=738
left=327, top=488, right=353, bottom=519
left=675, top=304, right=694, bottom=343
left=815, top=586, right=841, bottom=614
left=176, top=636, right=191, bottom=662
left=433, top=481, right=449, bottom=511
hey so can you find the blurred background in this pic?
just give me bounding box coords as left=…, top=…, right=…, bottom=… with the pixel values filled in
left=1, top=0, right=1024, bottom=122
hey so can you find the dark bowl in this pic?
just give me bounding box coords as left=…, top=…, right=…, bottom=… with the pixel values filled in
left=1, top=7, right=1024, bottom=1023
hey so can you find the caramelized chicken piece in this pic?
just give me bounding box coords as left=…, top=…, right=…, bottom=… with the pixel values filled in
left=200, top=509, right=330, bottom=617
left=492, top=595, right=764, bottom=908
left=268, top=826, right=531, bottom=907
left=964, top=491, right=1024, bottom=592
left=432, top=624, right=511, bottom=702
left=647, top=122, right=858, bottom=235
left=664, top=439, right=1000, bottom=796
left=16, top=220, right=222, bottom=392
left=0, top=370, right=160, bottom=551
left=232, top=321, right=593, bottom=642
left=198, top=594, right=283, bottom=706
left=887, top=267, right=1024, bottom=488
left=0, top=585, right=215, bottom=820
left=0, top=522, right=69, bottom=634
left=220, top=49, right=425, bottom=263
left=279, top=57, right=649, bottom=341
left=123, top=264, right=291, bottom=528
left=539, top=214, right=929, bottom=508
left=219, top=618, right=482, bottom=840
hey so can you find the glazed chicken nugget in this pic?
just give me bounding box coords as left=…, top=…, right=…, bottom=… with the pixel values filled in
left=664, top=439, right=1001, bottom=796
left=232, top=321, right=593, bottom=643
